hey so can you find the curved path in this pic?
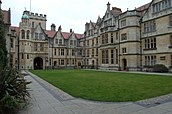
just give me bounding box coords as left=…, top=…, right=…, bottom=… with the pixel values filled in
left=18, top=70, right=172, bottom=114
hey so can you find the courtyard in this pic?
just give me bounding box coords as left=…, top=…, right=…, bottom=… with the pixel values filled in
left=30, top=69, right=172, bottom=102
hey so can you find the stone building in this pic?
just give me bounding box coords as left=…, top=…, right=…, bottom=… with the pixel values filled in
left=80, top=0, right=172, bottom=71
left=3, top=0, right=172, bottom=71
left=141, top=0, right=172, bottom=71
left=10, top=10, right=83, bottom=70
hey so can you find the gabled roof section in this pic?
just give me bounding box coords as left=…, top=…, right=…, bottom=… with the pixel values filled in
left=137, top=2, right=151, bottom=11
left=61, top=32, right=71, bottom=39
left=2, top=9, right=11, bottom=25
left=75, top=33, right=84, bottom=39
left=45, top=30, right=56, bottom=38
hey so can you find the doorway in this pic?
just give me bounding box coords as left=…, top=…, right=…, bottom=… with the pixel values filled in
left=34, top=57, right=43, bottom=70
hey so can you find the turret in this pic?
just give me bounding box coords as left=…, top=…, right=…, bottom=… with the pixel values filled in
left=21, top=11, right=29, bottom=23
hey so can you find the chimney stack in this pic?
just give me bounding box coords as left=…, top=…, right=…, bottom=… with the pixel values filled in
left=51, top=23, right=56, bottom=31
left=70, top=29, right=72, bottom=33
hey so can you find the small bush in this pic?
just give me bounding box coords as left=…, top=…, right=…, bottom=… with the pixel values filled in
left=0, top=67, right=31, bottom=114
left=153, top=64, right=169, bottom=73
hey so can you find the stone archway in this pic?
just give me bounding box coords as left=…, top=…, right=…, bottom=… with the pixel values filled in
left=34, top=57, right=43, bottom=70
left=122, top=59, right=127, bottom=70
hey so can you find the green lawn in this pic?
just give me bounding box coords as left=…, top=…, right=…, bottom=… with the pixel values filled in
left=30, top=70, right=172, bottom=102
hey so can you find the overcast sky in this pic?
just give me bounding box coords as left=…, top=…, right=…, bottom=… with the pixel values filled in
left=2, top=0, right=151, bottom=33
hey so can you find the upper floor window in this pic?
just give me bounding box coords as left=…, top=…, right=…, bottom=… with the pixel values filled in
left=21, top=30, right=25, bottom=39
left=54, top=49, right=56, bottom=55
left=144, top=20, right=156, bottom=33
left=144, top=38, right=156, bottom=49
left=70, top=40, right=73, bottom=45
left=87, top=49, right=89, bottom=57
left=21, top=53, right=24, bottom=59
left=105, top=34, right=108, bottom=44
left=39, top=33, right=43, bottom=40
left=111, top=33, right=114, bottom=43
left=92, top=49, right=94, bottom=57
left=87, top=40, right=89, bottom=46
left=74, top=40, right=77, bottom=46
left=27, top=54, right=29, bottom=59
left=170, top=35, right=172, bottom=46
left=152, top=0, right=171, bottom=13
left=32, top=22, right=35, bottom=28
left=121, top=33, right=127, bottom=41
left=59, top=39, right=62, bottom=45
left=34, top=43, right=37, bottom=51
left=121, top=19, right=126, bottom=27
left=10, top=38, right=13, bottom=48
left=27, top=30, right=30, bottom=39
left=96, top=38, right=98, bottom=44
left=122, top=48, right=127, bottom=53
left=40, top=43, right=44, bottom=51
left=72, top=49, right=75, bottom=56
left=55, top=39, right=58, bottom=44
left=35, top=33, right=38, bottom=40
left=61, top=49, right=64, bottom=56
left=92, top=39, right=94, bottom=46
left=170, top=16, right=172, bottom=26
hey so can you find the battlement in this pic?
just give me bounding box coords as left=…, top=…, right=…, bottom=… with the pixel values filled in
left=23, top=11, right=47, bottom=21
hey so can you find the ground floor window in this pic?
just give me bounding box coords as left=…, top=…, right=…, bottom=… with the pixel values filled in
left=145, top=55, right=156, bottom=66
left=171, top=55, right=172, bottom=66
left=111, top=49, right=114, bottom=64
left=102, top=50, right=109, bottom=64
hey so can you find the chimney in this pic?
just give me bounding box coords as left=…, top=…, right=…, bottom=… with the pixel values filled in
left=107, top=2, right=110, bottom=10
left=51, top=23, right=56, bottom=31
left=112, top=7, right=122, bottom=13
left=70, top=29, right=72, bottom=33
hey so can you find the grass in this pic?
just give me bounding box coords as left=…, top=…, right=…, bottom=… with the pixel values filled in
left=30, top=70, right=172, bottom=102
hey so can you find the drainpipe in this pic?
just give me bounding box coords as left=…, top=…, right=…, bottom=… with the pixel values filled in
left=118, top=17, right=121, bottom=71
left=139, top=18, right=143, bottom=71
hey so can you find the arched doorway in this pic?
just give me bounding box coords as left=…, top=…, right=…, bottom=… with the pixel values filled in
left=34, top=57, right=43, bottom=70
left=54, top=61, right=57, bottom=66
left=122, top=59, right=127, bottom=70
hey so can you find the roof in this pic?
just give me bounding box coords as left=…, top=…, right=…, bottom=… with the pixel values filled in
left=75, top=33, right=84, bottom=39
left=22, top=14, right=29, bottom=19
left=111, top=7, right=122, bottom=17
left=61, top=32, right=71, bottom=39
left=45, top=30, right=56, bottom=38
left=137, top=3, right=150, bottom=11
left=2, top=10, right=10, bottom=24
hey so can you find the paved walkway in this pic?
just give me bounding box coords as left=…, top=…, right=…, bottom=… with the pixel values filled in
left=18, top=70, right=172, bottom=114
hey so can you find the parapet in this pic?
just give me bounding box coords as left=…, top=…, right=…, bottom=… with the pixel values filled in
left=23, top=11, right=47, bottom=21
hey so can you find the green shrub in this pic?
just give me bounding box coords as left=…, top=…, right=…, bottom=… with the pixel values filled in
left=0, top=67, right=31, bottom=113
left=153, top=64, right=169, bottom=73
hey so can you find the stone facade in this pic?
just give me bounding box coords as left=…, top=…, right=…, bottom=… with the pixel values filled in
left=4, top=0, right=172, bottom=71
